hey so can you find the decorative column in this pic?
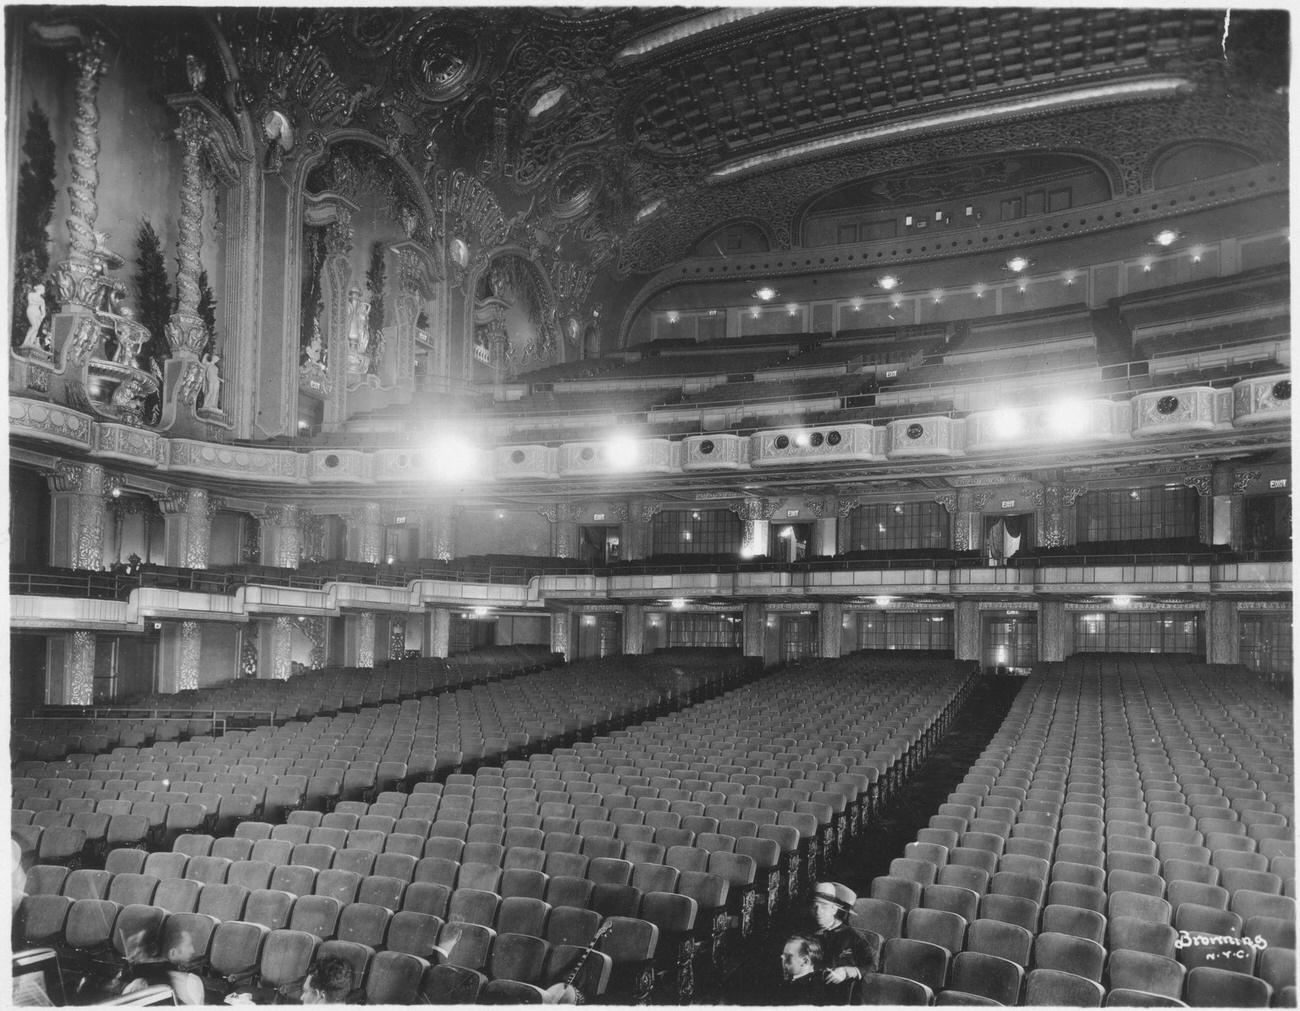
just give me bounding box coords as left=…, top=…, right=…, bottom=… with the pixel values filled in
left=353, top=611, right=376, bottom=667
left=66, top=630, right=96, bottom=705
left=540, top=503, right=581, bottom=558
left=390, top=616, right=408, bottom=659
left=269, top=616, right=295, bottom=679
left=160, top=487, right=216, bottom=568
left=731, top=498, right=779, bottom=557
left=427, top=607, right=452, bottom=658
left=952, top=489, right=989, bottom=553
left=955, top=601, right=980, bottom=662
left=806, top=499, right=838, bottom=557
left=158, top=620, right=202, bottom=693
left=1206, top=600, right=1239, bottom=665
left=1039, top=601, right=1067, bottom=663
left=391, top=241, right=431, bottom=395
left=418, top=505, right=456, bottom=561
left=550, top=611, right=572, bottom=661
left=623, top=603, right=645, bottom=655
left=312, top=195, right=360, bottom=430
left=819, top=602, right=844, bottom=659
left=47, top=461, right=111, bottom=569
left=159, top=105, right=225, bottom=433
left=1039, top=483, right=1087, bottom=548
left=262, top=505, right=303, bottom=569
left=621, top=502, right=657, bottom=561
left=836, top=498, right=860, bottom=554
left=743, top=602, right=766, bottom=659
left=1183, top=470, right=1214, bottom=546
left=1212, top=464, right=1256, bottom=550
left=346, top=503, right=383, bottom=563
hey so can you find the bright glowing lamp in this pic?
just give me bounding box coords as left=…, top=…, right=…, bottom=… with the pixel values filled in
left=1112, top=595, right=1132, bottom=608
left=991, top=409, right=1023, bottom=438
left=877, top=274, right=900, bottom=290
left=606, top=433, right=640, bottom=469
left=671, top=597, right=687, bottom=610
left=1048, top=399, right=1089, bottom=437
left=429, top=434, right=478, bottom=481
left=874, top=596, right=892, bottom=607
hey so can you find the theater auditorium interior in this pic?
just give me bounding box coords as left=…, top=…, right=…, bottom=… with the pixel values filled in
left=6, top=5, right=1294, bottom=1007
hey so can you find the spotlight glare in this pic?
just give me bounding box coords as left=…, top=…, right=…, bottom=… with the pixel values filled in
left=606, top=433, right=641, bottom=470
left=794, top=432, right=811, bottom=447
left=991, top=409, right=1023, bottom=438
left=428, top=434, right=479, bottom=482
left=1048, top=399, right=1089, bottom=437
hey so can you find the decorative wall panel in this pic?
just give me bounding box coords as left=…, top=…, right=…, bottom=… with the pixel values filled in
left=748, top=424, right=878, bottom=467
left=1232, top=374, right=1291, bottom=426
left=886, top=416, right=960, bottom=458
left=1131, top=388, right=1219, bottom=436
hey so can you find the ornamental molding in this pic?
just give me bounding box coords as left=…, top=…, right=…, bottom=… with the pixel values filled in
left=1232, top=470, right=1262, bottom=494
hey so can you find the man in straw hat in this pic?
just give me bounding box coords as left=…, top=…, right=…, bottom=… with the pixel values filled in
left=809, top=881, right=880, bottom=995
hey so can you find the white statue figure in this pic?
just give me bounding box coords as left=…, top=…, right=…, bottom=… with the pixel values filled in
left=200, top=351, right=222, bottom=410
left=113, top=308, right=147, bottom=365
left=21, top=283, right=46, bottom=348
left=346, top=287, right=371, bottom=353
left=304, top=330, right=324, bottom=366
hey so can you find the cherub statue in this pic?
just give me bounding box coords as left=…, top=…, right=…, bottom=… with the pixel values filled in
left=20, top=283, right=46, bottom=349
left=200, top=351, right=223, bottom=410
left=109, top=376, right=149, bottom=420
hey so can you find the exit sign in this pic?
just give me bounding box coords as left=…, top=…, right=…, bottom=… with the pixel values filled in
left=1269, top=479, right=1287, bottom=490
left=1001, top=500, right=1015, bottom=509
left=593, top=513, right=606, bottom=521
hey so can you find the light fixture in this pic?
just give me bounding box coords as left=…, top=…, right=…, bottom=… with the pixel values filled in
left=671, top=597, right=687, bottom=609
left=1005, top=256, right=1032, bottom=273
left=1190, top=245, right=1205, bottom=263
left=991, top=409, right=1023, bottom=438
left=874, top=595, right=892, bottom=607
left=1129, top=489, right=1140, bottom=499
left=850, top=297, right=863, bottom=311
left=753, top=286, right=778, bottom=302
left=427, top=434, right=479, bottom=482
left=385, top=555, right=395, bottom=565
left=1063, top=271, right=1078, bottom=286
left=1112, top=595, right=1132, bottom=608
left=1151, top=228, right=1182, bottom=247
left=931, top=289, right=943, bottom=304
left=894, top=504, right=904, bottom=514
left=794, top=432, right=811, bottom=447
left=973, top=283, right=986, bottom=299
left=635, top=198, right=664, bottom=222
left=876, top=274, right=900, bottom=291
left=606, top=433, right=641, bottom=470
left=110, top=486, right=122, bottom=498
left=527, top=84, right=569, bottom=120
left=785, top=303, right=798, bottom=316
left=666, top=311, right=680, bottom=324
left=1141, top=258, right=1153, bottom=273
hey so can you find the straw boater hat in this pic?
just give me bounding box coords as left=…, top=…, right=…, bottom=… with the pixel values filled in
left=812, top=881, right=857, bottom=914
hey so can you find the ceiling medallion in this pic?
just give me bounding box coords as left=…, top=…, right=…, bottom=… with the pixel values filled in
left=406, top=24, right=480, bottom=103
left=551, top=163, right=601, bottom=220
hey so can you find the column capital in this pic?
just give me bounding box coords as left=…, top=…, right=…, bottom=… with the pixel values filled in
left=48, top=459, right=106, bottom=494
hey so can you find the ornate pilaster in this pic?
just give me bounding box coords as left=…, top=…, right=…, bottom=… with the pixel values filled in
left=262, top=504, right=303, bottom=569
left=178, top=620, right=201, bottom=691
left=390, top=616, right=407, bottom=659
left=68, top=629, right=96, bottom=705
left=953, top=489, right=984, bottom=552
left=819, top=602, right=843, bottom=659
left=1183, top=470, right=1213, bottom=546
left=47, top=461, right=110, bottom=569
left=621, top=501, right=658, bottom=560
left=743, top=601, right=766, bottom=659
left=1206, top=599, right=1239, bottom=665
left=302, top=617, right=327, bottom=669
left=270, top=616, right=295, bottom=679
left=316, top=196, right=359, bottom=429
left=955, top=601, right=980, bottom=662
left=346, top=502, right=383, bottom=563
left=1039, top=601, right=1067, bottom=662
left=428, top=607, right=452, bottom=658
left=836, top=497, right=860, bottom=554
left=623, top=603, right=645, bottom=655
left=63, top=35, right=108, bottom=283
left=355, top=611, right=376, bottom=667
left=391, top=241, right=431, bottom=395
left=550, top=611, right=571, bottom=660
left=539, top=502, right=582, bottom=558
left=418, top=505, right=456, bottom=561
left=1040, top=484, right=1086, bottom=548
left=159, top=486, right=218, bottom=569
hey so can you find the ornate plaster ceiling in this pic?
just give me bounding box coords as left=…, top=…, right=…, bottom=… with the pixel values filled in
left=135, top=8, right=1289, bottom=289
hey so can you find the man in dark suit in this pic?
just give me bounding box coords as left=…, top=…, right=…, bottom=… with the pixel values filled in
left=810, top=881, right=881, bottom=1000
left=778, top=935, right=831, bottom=1003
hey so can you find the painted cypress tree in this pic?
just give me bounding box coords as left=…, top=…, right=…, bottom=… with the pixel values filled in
left=12, top=101, right=57, bottom=346
left=134, top=219, right=172, bottom=367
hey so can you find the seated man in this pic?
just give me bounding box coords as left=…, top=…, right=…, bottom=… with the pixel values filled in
left=301, top=955, right=356, bottom=1005
left=121, top=926, right=205, bottom=1005
left=809, top=881, right=880, bottom=998
left=778, top=935, right=830, bottom=1004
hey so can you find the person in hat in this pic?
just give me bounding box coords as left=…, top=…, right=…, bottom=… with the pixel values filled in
left=810, top=881, right=880, bottom=992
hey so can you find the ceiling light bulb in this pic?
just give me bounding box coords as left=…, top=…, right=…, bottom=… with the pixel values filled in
left=753, top=286, right=777, bottom=301
left=1006, top=256, right=1030, bottom=273
left=877, top=274, right=900, bottom=290
left=874, top=596, right=892, bottom=607
left=1152, top=228, right=1180, bottom=247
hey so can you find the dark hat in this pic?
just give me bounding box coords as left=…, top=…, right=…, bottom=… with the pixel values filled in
left=812, top=881, right=857, bottom=912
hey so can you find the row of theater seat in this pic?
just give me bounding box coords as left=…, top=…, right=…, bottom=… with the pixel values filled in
left=854, top=655, right=1293, bottom=1007
left=16, top=899, right=629, bottom=1003
left=12, top=655, right=758, bottom=868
